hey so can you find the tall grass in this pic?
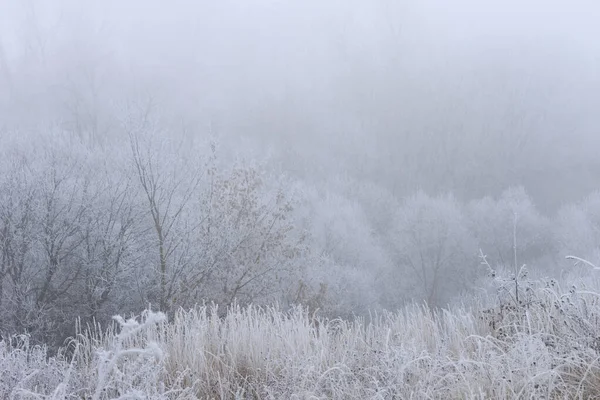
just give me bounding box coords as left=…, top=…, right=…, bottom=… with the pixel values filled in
left=3, top=272, right=600, bottom=399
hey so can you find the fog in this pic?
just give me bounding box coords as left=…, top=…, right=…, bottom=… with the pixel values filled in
left=1, top=0, right=600, bottom=347
left=2, top=0, right=599, bottom=209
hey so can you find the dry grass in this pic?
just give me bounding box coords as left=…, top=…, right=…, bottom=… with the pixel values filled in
left=3, top=273, right=600, bottom=399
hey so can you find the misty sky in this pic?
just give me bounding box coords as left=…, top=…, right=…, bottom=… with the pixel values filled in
left=1, top=0, right=599, bottom=210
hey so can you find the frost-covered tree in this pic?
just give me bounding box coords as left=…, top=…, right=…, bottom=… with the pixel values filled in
left=0, top=154, right=38, bottom=340
left=553, top=191, right=600, bottom=267
left=0, top=138, right=89, bottom=345
left=467, top=186, right=550, bottom=269
left=390, top=191, right=475, bottom=306
left=128, top=129, right=204, bottom=312
left=127, top=121, right=308, bottom=311
left=295, top=185, right=391, bottom=313
left=0, top=134, right=142, bottom=348
left=190, top=164, right=308, bottom=308
left=74, top=170, right=140, bottom=325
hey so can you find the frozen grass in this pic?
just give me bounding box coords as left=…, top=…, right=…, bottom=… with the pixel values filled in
left=4, top=275, right=600, bottom=399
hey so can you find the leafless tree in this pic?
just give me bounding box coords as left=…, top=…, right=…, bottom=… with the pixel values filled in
left=127, top=121, right=204, bottom=312
left=391, top=192, right=476, bottom=306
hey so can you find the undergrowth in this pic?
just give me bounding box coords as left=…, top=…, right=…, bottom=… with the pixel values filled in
left=3, top=266, right=600, bottom=399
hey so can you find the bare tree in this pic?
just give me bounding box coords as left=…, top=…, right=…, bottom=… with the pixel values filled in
left=0, top=156, right=37, bottom=338
left=126, top=116, right=307, bottom=310
left=467, top=186, right=549, bottom=268
left=391, top=191, right=475, bottom=306
left=193, top=165, right=307, bottom=307
left=76, top=169, right=139, bottom=323
left=0, top=143, right=94, bottom=347
left=128, top=127, right=204, bottom=312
